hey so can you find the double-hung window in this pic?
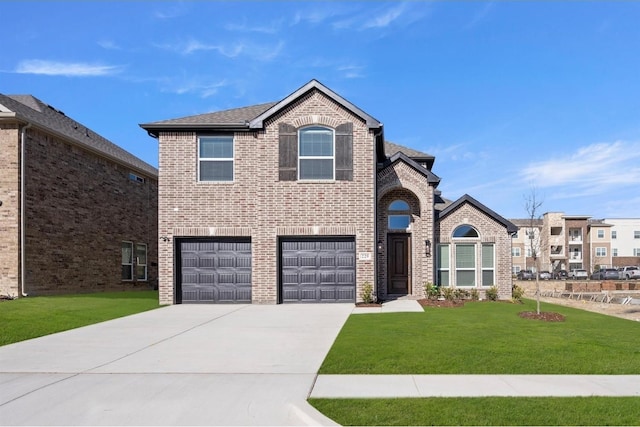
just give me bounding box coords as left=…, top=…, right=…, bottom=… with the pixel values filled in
left=199, top=136, right=234, bottom=181
left=135, top=243, right=147, bottom=281
left=122, top=242, right=133, bottom=281
left=595, top=247, right=607, bottom=257
left=298, top=126, right=334, bottom=180
left=438, top=244, right=450, bottom=286
left=456, top=244, right=476, bottom=287
left=482, top=244, right=495, bottom=286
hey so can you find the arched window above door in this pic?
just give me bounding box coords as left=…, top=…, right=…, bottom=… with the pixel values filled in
left=388, top=199, right=411, bottom=230
left=453, top=225, right=479, bottom=238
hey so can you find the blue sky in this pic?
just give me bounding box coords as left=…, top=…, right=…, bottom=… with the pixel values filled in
left=2, top=1, right=640, bottom=219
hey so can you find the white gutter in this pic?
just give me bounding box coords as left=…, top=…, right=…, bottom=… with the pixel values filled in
left=20, top=122, right=32, bottom=297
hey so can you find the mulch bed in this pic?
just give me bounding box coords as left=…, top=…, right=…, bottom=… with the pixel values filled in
left=518, top=311, right=566, bottom=322
left=418, top=298, right=565, bottom=322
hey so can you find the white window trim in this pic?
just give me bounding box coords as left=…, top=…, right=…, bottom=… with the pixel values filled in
left=512, top=247, right=521, bottom=257
left=197, top=136, right=234, bottom=183
left=635, top=231, right=640, bottom=239
left=595, top=247, right=607, bottom=257
left=298, top=126, right=335, bottom=181
left=597, top=230, right=604, bottom=239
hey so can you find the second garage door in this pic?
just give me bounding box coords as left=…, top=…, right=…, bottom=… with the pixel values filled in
left=281, top=238, right=356, bottom=303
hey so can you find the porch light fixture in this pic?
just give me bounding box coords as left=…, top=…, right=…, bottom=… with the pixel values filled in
left=377, top=240, right=383, bottom=254
left=425, top=240, right=431, bottom=257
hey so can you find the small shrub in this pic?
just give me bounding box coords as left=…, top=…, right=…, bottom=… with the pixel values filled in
left=424, top=282, right=440, bottom=300
left=512, top=284, right=524, bottom=302
left=441, top=287, right=455, bottom=301
left=469, top=288, right=479, bottom=301
left=360, top=281, right=375, bottom=304
left=485, top=285, right=499, bottom=301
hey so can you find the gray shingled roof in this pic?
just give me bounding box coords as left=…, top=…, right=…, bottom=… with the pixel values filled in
left=0, top=94, right=157, bottom=177
left=147, top=101, right=278, bottom=126
left=384, top=141, right=433, bottom=159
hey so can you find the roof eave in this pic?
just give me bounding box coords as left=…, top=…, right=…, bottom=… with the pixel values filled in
left=139, top=122, right=251, bottom=138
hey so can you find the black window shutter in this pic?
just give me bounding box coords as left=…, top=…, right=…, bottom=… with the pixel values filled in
left=279, top=123, right=297, bottom=181
left=335, top=122, right=353, bottom=181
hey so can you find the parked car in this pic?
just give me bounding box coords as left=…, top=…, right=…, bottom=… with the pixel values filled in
left=538, top=271, right=552, bottom=280
left=517, top=269, right=534, bottom=280
left=618, top=266, right=640, bottom=280
left=601, top=268, right=620, bottom=280
left=569, top=269, right=588, bottom=280
left=553, top=270, right=568, bottom=280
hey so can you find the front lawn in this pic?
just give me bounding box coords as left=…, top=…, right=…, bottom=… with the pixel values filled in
left=312, top=299, right=640, bottom=425
left=319, top=299, right=640, bottom=374
left=0, top=291, right=161, bottom=346
left=309, top=396, right=640, bottom=426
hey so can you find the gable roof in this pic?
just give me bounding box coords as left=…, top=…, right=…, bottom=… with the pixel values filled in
left=0, top=93, right=157, bottom=177
left=439, top=194, right=518, bottom=234
left=380, top=151, right=441, bottom=185
left=384, top=141, right=435, bottom=170
left=140, top=79, right=383, bottom=136
left=249, top=79, right=382, bottom=129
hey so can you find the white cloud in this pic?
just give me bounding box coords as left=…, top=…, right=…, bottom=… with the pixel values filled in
left=225, top=19, right=282, bottom=34
left=166, top=78, right=228, bottom=99
left=337, top=64, right=365, bottom=79
left=521, top=141, right=640, bottom=187
left=361, top=3, right=407, bottom=29
left=97, top=39, right=121, bottom=50
left=465, top=1, right=496, bottom=30
left=155, top=38, right=283, bottom=61
left=15, top=60, right=123, bottom=77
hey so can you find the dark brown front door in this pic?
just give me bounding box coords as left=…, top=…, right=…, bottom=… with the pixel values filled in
left=387, top=234, right=410, bottom=295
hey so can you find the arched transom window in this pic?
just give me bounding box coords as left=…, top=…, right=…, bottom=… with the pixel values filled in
left=388, top=200, right=411, bottom=230
left=453, top=225, right=479, bottom=238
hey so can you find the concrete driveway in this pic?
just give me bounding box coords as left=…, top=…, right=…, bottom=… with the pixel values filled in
left=0, top=304, right=353, bottom=426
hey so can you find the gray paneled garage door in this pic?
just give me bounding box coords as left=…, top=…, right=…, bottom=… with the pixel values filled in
left=281, top=238, right=356, bottom=303
left=179, top=239, right=251, bottom=303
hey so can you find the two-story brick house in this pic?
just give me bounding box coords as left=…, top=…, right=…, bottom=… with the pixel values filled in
left=141, top=80, right=516, bottom=305
left=0, top=93, right=158, bottom=298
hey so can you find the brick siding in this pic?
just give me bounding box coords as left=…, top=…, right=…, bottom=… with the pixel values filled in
left=0, top=125, right=158, bottom=297
left=158, top=90, right=375, bottom=304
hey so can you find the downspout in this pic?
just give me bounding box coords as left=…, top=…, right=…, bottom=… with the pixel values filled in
left=20, top=122, right=32, bottom=297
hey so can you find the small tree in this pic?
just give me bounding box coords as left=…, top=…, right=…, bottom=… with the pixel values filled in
left=524, top=187, right=544, bottom=315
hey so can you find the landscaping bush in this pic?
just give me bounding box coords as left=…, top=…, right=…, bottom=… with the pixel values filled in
left=360, top=281, right=375, bottom=304
left=512, top=284, right=524, bottom=302
left=485, top=285, right=499, bottom=301
left=424, top=282, right=440, bottom=300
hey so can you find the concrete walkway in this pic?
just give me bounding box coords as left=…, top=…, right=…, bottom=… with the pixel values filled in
left=311, top=374, right=640, bottom=398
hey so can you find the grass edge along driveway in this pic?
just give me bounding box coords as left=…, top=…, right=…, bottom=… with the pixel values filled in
left=311, top=299, right=640, bottom=426
left=1, top=290, right=161, bottom=346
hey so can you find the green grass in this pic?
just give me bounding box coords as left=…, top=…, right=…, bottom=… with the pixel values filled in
left=319, top=298, right=640, bottom=374
left=309, top=397, right=640, bottom=426
left=0, top=291, right=161, bottom=346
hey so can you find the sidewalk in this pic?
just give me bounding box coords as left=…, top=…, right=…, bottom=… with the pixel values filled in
left=311, top=374, right=640, bottom=398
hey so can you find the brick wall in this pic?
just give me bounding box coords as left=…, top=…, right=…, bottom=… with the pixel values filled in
left=157, top=90, right=375, bottom=304
left=0, top=124, right=20, bottom=297
left=3, top=126, right=158, bottom=296
left=436, top=202, right=513, bottom=300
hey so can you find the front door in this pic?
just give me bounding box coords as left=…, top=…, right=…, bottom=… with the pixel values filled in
left=387, top=234, right=410, bottom=295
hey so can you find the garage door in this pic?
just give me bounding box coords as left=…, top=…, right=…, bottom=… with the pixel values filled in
left=281, top=238, right=356, bottom=303
left=179, top=239, right=251, bottom=303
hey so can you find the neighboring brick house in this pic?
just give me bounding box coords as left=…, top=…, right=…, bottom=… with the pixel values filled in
left=141, top=80, right=516, bottom=305
left=0, top=93, right=158, bottom=298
